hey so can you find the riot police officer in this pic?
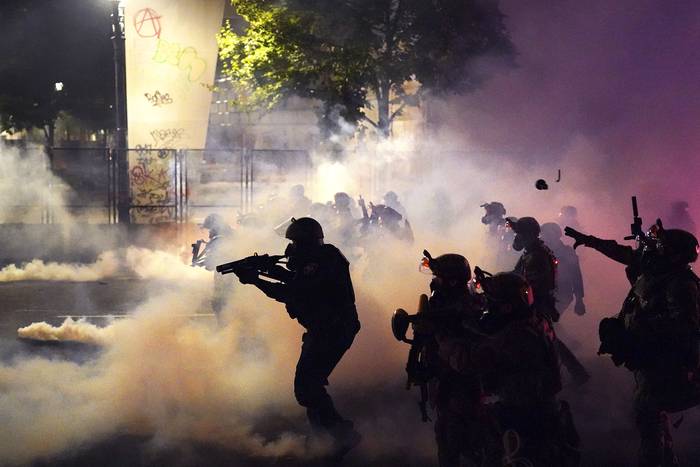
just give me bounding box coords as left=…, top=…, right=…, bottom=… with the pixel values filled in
left=193, top=213, right=234, bottom=323
left=540, top=222, right=586, bottom=316
left=383, top=190, right=408, bottom=219
left=566, top=225, right=700, bottom=467
left=510, top=217, right=590, bottom=385
left=423, top=253, right=486, bottom=467
left=234, top=217, right=362, bottom=457
left=473, top=271, right=580, bottom=467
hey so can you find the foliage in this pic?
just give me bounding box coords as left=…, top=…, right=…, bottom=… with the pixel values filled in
left=218, top=0, right=515, bottom=138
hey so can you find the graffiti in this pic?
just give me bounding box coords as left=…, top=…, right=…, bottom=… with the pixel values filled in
left=133, top=8, right=162, bottom=39
left=144, top=90, right=173, bottom=107
left=150, top=128, right=185, bottom=147
left=135, top=144, right=154, bottom=155
left=129, top=150, right=175, bottom=224
left=152, top=38, right=207, bottom=82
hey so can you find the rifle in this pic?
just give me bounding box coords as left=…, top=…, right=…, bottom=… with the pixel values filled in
left=392, top=293, right=432, bottom=422
left=357, top=196, right=372, bottom=234
left=191, top=239, right=205, bottom=267
left=624, top=196, right=645, bottom=242
left=216, top=253, right=289, bottom=282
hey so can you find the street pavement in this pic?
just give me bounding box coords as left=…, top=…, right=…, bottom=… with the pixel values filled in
left=0, top=279, right=429, bottom=467
left=3, top=279, right=700, bottom=467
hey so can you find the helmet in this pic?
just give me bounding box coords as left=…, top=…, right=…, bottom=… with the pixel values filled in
left=384, top=191, right=399, bottom=203
left=334, top=192, right=351, bottom=209
left=201, top=213, right=225, bottom=231
left=480, top=272, right=533, bottom=307
left=285, top=217, right=324, bottom=243
left=540, top=222, right=563, bottom=242
left=508, top=216, right=541, bottom=237
left=657, top=229, right=699, bottom=263
left=481, top=202, right=506, bottom=217
left=429, top=254, right=472, bottom=284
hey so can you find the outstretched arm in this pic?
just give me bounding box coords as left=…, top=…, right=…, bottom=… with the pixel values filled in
left=564, top=227, right=635, bottom=266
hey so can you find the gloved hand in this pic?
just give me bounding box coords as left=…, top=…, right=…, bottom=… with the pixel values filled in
left=235, top=269, right=258, bottom=284
left=564, top=226, right=591, bottom=249
left=574, top=299, right=586, bottom=316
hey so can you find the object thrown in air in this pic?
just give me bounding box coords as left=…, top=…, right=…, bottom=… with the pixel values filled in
left=535, top=179, right=549, bottom=190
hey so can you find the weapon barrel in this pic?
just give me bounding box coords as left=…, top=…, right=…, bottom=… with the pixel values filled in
left=631, top=196, right=639, bottom=218
left=216, top=260, right=242, bottom=275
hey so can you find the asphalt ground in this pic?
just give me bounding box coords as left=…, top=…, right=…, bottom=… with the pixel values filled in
left=2, top=279, right=700, bottom=467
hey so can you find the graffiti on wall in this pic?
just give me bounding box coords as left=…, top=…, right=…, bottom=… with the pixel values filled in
left=133, top=8, right=162, bottom=39
left=152, top=38, right=207, bottom=82
left=149, top=128, right=185, bottom=147
left=144, top=90, right=173, bottom=107
left=129, top=149, right=176, bottom=223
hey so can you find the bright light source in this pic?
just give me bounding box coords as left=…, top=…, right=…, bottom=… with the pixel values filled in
left=54, top=82, right=64, bottom=92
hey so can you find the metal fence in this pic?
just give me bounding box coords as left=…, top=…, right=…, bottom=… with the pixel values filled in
left=1, top=146, right=311, bottom=224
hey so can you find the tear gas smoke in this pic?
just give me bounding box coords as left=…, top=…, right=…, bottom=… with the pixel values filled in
left=0, top=252, right=119, bottom=282
left=0, top=247, right=210, bottom=283
left=4, top=1, right=700, bottom=464
left=18, top=317, right=115, bottom=345
left=0, top=147, right=72, bottom=224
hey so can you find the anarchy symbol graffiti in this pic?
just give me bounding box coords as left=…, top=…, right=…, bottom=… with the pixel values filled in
left=133, top=8, right=162, bottom=39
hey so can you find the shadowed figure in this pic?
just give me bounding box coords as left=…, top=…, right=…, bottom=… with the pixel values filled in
left=232, top=217, right=362, bottom=461
left=566, top=224, right=700, bottom=467
left=509, top=217, right=590, bottom=386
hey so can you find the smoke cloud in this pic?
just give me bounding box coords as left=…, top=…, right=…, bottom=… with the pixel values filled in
left=3, top=1, right=700, bottom=465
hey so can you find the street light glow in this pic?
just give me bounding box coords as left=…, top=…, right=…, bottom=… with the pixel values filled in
left=54, top=82, right=64, bottom=92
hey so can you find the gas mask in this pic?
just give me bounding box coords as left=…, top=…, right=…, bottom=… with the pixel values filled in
left=512, top=233, right=526, bottom=252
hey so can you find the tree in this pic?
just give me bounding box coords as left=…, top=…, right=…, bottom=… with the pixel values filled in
left=218, top=0, right=514, bottom=138
left=0, top=0, right=114, bottom=148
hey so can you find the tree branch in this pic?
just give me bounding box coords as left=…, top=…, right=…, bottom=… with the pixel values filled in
left=361, top=115, right=378, bottom=128
left=389, top=103, right=406, bottom=122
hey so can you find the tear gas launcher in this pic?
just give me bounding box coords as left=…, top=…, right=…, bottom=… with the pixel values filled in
left=216, top=253, right=289, bottom=282
left=391, top=293, right=432, bottom=422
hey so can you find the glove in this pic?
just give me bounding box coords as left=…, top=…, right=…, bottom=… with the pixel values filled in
left=235, top=269, right=258, bottom=284
left=563, top=226, right=591, bottom=249
left=574, top=299, right=586, bottom=316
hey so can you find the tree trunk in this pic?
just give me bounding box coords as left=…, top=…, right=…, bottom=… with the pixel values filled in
left=376, top=81, right=391, bottom=138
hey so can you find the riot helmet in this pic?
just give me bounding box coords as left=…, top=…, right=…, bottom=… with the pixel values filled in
left=657, top=229, right=699, bottom=264
left=508, top=216, right=541, bottom=251
left=480, top=272, right=533, bottom=307
left=334, top=192, right=352, bottom=210
left=481, top=202, right=507, bottom=225
left=478, top=272, right=533, bottom=332
left=201, top=213, right=232, bottom=237
left=428, top=253, right=472, bottom=284
left=384, top=191, right=399, bottom=204
left=284, top=217, right=324, bottom=246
